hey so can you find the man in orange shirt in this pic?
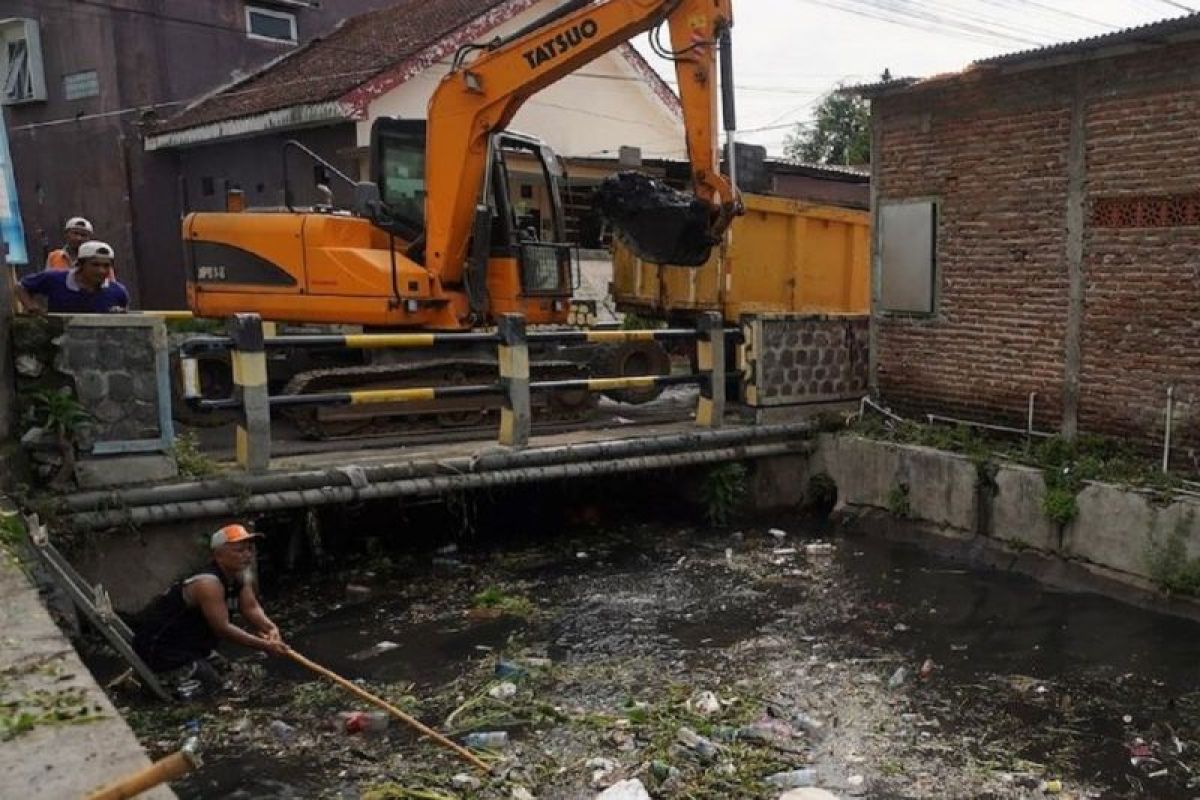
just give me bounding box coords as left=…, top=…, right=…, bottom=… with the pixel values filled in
left=45, top=216, right=93, bottom=270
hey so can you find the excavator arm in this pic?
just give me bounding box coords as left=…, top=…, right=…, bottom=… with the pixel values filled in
left=424, top=0, right=738, bottom=287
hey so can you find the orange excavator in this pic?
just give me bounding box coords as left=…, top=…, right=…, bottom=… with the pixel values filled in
left=182, top=0, right=740, bottom=436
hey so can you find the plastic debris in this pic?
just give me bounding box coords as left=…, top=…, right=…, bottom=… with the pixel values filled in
left=804, top=543, right=834, bottom=556
left=596, top=778, right=652, bottom=800
left=452, top=773, right=482, bottom=790
left=495, top=660, right=528, bottom=680
left=778, top=790, right=841, bottom=800
left=587, top=756, right=619, bottom=788
left=344, top=583, right=372, bottom=601
left=676, top=726, right=721, bottom=762
left=769, top=528, right=788, bottom=540
left=764, top=767, right=818, bottom=788
left=738, top=716, right=795, bottom=744
left=687, top=690, right=722, bottom=716
left=348, top=640, right=400, bottom=661
left=464, top=731, right=509, bottom=749
left=1040, top=779, right=1063, bottom=794
left=792, top=712, right=826, bottom=740
left=848, top=774, right=865, bottom=787
left=888, top=667, right=908, bottom=689
left=919, top=658, right=936, bottom=680
left=489, top=681, right=518, bottom=700
left=650, top=760, right=680, bottom=783
left=269, top=719, right=296, bottom=744
left=343, top=711, right=388, bottom=735
left=437, top=543, right=459, bottom=555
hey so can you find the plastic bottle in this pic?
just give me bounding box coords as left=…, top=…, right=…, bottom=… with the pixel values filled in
left=764, top=768, right=818, bottom=788
left=464, top=731, right=509, bottom=749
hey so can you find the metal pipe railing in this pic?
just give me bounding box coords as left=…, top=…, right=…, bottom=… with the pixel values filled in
left=182, top=311, right=730, bottom=472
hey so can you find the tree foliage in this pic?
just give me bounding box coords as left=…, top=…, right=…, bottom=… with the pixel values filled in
left=784, top=86, right=871, bottom=167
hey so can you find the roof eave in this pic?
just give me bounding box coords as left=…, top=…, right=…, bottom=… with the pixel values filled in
left=145, top=101, right=352, bottom=150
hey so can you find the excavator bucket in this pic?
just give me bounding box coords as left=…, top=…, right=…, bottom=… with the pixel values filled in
left=594, top=172, right=718, bottom=267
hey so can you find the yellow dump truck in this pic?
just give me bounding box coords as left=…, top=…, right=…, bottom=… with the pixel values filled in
left=612, top=193, right=870, bottom=323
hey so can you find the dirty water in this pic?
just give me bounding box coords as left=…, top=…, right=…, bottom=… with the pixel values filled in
left=114, top=516, right=1200, bottom=799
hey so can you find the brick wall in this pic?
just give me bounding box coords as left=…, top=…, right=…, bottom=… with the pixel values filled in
left=873, top=43, right=1200, bottom=462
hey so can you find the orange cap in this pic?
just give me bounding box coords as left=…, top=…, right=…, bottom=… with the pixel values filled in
left=210, top=524, right=261, bottom=550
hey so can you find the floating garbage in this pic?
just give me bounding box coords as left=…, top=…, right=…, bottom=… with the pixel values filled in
left=676, top=726, right=720, bottom=762
left=687, top=690, right=722, bottom=716
left=348, top=640, right=400, bottom=661
left=464, top=731, right=509, bottom=749
left=343, top=711, right=388, bottom=735
left=596, top=778, right=652, bottom=800
left=489, top=681, right=518, bottom=700
left=764, top=767, right=818, bottom=788
left=269, top=719, right=296, bottom=745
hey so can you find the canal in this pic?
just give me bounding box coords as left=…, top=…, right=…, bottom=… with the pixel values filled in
left=110, top=482, right=1200, bottom=799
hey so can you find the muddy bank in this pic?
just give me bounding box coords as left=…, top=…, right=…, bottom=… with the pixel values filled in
left=111, top=511, right=1200, bottom=799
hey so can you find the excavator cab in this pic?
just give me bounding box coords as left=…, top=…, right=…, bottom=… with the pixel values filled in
left=369, top=118, right=574, bottom=322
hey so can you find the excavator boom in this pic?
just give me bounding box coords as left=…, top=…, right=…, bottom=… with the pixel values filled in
left=425, top=0, right=738, bottom=288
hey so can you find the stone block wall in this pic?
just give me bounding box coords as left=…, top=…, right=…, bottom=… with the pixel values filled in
left=14, top=315, right=173, bottom=458
left=742, top=313, right=869, bottom=406
left=58, top=317, right=166, bottom=443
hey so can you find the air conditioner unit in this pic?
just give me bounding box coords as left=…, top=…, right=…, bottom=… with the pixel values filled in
left=0, top=18, right=47, bottom=105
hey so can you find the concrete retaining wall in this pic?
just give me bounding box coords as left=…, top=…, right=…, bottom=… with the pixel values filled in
left=808, top=433, right=1200, bottom=592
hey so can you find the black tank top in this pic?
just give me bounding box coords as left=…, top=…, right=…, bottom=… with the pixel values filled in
left=133, top=562, right=243, bottom=669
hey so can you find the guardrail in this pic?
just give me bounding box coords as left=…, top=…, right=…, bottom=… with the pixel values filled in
left=180, top=312, right=730, bottom=473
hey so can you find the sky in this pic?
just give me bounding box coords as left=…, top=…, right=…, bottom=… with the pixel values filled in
left=632, top=0, right=1198, bottom=156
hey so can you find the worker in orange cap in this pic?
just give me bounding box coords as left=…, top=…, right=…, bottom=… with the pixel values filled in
left=132, top=523, right=287, bottom=698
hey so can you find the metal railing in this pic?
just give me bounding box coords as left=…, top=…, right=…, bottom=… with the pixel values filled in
left=179, top=312, right=731, bottom=473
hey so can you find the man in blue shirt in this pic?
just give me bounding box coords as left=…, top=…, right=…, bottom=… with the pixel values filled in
left=17, top=240, right=129, bottom=314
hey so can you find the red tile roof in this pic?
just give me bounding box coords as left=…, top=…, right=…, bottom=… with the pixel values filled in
left=156, top=0, right=512, bottom=134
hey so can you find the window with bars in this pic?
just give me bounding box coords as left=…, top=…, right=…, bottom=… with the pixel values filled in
left=0, top=19, right=46, bottom=105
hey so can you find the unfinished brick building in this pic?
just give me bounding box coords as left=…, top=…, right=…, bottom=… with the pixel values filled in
left=859, top=15, right=1200, bottom=464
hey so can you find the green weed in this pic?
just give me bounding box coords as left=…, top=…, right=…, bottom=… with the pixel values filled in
left=171, top=431, right=218, bottom=478
left=887, top=483, right=911, bottom=518
left=700, top=462, right=747, bottom=526
left=1147, top=511, right=1200, bottom=596
left=472, top=587, right=535, bottom=617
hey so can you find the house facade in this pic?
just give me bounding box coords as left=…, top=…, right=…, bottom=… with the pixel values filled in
left=0, top=0, right=400, bottom=305
left=144, top=0, right=685, bottom=283
left=862, top=14, right=1200, bottom=461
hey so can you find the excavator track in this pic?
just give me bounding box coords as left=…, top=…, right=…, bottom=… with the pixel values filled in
left=280, top=357, right=595, bottom=440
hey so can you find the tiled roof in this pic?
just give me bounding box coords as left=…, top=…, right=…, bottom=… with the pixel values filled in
left=155, top=0, right=511, bottom=134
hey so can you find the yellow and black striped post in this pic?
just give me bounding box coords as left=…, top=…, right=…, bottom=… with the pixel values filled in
left=227, top=313, right=271, bottom=473
left=497, top=313, right=531, bottom=448
left=696, top=311, right=726, bottom=428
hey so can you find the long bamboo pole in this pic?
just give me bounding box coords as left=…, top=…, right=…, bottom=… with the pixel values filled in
left=86, top=740, right=200, bottom=799
left=285, top=648, right=490, bottom=773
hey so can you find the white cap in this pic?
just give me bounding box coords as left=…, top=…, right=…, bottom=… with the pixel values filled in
left=77, top=241, right=114, bottom=261
left=64, top=217, right=93, bottom=234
